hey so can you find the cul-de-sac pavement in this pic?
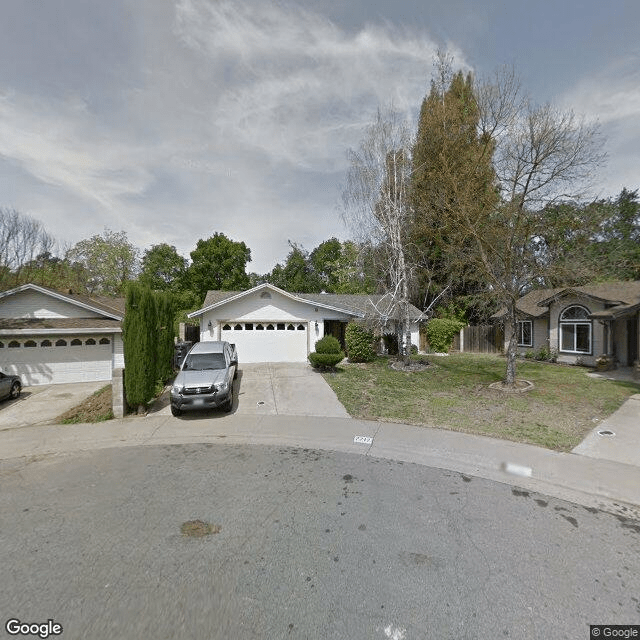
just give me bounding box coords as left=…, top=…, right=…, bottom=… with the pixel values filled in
left=1, top=363, right=639, bottom=639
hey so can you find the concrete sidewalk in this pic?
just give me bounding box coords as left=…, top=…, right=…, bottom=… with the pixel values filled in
left=1, top=409, right=639, bottom=517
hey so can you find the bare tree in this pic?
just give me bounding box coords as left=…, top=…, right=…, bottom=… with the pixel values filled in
left=0, top=208, right=55, bottom=290
left=342, top=108, right=418, bottom=361
left=440, top=68, right=606, bottom=385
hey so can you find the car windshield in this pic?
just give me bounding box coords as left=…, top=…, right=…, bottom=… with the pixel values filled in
left=183, top=353, right=226, bottom=371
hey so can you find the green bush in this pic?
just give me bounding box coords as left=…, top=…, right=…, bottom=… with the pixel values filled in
left=308, top=351, right=345, bottom=369
left=425, top=318, right=464, bottom=353
left=315, top=335, right=342, bottom=354
left=345, top=322, right=377, bottom=362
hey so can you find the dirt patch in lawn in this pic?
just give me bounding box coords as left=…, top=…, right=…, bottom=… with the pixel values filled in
left=56, top=385, right=113, bottom=424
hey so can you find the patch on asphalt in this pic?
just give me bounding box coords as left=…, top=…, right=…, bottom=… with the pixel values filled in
left=180, top=519, right=222, bottom=537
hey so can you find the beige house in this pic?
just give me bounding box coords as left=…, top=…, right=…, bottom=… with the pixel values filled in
left=0, top=284, right=124, bottom=385
left=495, top=282, right=640, bottom=367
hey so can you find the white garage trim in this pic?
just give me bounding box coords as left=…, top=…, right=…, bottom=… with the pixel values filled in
left=220, top=321, right=308, bottom=363
left=0, top=335, right=116, bottom=385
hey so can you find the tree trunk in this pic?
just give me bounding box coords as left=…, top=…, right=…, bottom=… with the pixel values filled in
left=505, top=302, right=518, bottom=386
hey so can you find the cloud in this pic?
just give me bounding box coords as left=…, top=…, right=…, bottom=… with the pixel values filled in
left=559, top=54, right=640, bottom=195
left=174, top=0, right=445, bottom=169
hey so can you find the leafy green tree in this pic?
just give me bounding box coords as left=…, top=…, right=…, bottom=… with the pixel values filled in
left=66, top=228, right=140, bottom=296
left=187, top=233, right=251, bottom=300
left=310, top=238, right=342, bottom=291
left=18, top=252, right=91, bottom=294
left=589, top=188, right=640, bottom=280
left=139, top=244, right=187, bottom=291
left=267, top=242, right=322, bottom=293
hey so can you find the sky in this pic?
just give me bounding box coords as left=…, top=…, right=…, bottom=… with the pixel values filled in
left=0, top=0, right=638, bottom=275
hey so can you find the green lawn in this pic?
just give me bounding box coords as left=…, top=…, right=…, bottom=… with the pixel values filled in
left=322, top=353, right=640, bottom=451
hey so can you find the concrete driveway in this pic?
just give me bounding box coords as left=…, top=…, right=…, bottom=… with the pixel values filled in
left=0, top=381, right=106, bottom=430
left=156, top=362, right=350, bottom=419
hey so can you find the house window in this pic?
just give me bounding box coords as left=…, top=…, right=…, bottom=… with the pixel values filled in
left=277, top=323, right=285, bottom=330
left=99, top=338, right=111, bottom=345
left=234, top=324, right=243, bottom=330
left=9, top=341, right=20, bottom=348
left=24, top=340, right=37, bottom=348
left=71, top=339, right=82, bottom=346
left=517, top=321, right=532, bottom=347
left=222, top=324, right=231, bottom=331
left=287, top=324, right=294, bottom=330
left=56, top=339, right=67, bottom=347
left=244, top=323, right=253, bottom=330
left=559, top=305, right=591, bottom=354
left=256, top=324, right=264, bottom=330
left=85, top=338, right=96, bottom=345
left=41, top=340, right=52, bottom=347
left=297, top=324, right=305, bottom=331
left=266, top=324, right=274, bottom=330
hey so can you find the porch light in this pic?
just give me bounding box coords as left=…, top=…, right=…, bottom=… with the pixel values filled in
left=207, top=320, right=213, bottom=331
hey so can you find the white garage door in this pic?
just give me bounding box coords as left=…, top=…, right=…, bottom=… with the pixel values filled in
left=220, top=322, right=308, bottom=363
left=0, top=336, right=113, bottom=385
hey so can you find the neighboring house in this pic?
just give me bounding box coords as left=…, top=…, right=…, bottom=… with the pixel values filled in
left=493, top=281, right=640, bottom=367
left=0, top=283, right=124, bottom=385
left=188, top=282, right=423, bottom=363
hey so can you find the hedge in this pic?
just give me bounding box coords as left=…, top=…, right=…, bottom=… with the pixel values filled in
left=345, top=322, right=376, bottom=362
left=424, top=318, right=464, bottom=353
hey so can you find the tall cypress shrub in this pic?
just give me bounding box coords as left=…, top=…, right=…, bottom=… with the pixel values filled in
left=155, top=291, right=175, bottom=383
left=123, top=282, right=157, bottom=413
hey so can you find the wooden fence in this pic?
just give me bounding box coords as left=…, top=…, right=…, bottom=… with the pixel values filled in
left=452, top=325, right=504, bottom=354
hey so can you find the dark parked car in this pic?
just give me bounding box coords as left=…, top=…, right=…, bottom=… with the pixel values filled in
left=0, top=372, right=22, bottom=401
left=170, top=341, right=238, bottom=416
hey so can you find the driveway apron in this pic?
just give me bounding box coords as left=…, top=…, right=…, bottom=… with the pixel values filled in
left=235, top=362, right=349, bottom=417
left=0, top=381, right=106, bottom=429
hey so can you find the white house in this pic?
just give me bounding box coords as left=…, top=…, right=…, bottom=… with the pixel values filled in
left=188, top=283, right=422, bottom=363
left=0, top=284, right=125, bottom=385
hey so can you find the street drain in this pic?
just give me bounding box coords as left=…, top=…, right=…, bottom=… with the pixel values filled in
left=180, top=520, right=222, bottom=537
left=597, top=429, right=615, bottom=437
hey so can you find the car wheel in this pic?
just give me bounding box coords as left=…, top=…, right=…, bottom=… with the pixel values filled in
left=10, top=382, right=21, bottom=399
left=223, top=385, right=234, bottom=412
left=170, top=405, right=182, bottom=417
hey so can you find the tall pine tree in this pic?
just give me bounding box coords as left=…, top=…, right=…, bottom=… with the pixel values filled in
left=411, top=68, right=498, bottom=322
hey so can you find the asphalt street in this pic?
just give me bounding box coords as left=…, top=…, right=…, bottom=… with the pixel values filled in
left=1, top=444, right=639, bottom=640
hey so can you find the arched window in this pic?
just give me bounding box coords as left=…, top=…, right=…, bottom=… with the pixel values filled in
left=266, top=324, right=275, bottom=330
left=222, top=324, right=231, bottom=331
left=287, top=324, right=295, bottom=330
left=24, top=340, right=37, bottom=348
left=56, top=339, right=67, bottom=347
left=71, top=338, right=82, bottom=346
left=297, top=324, right=305, bottom=331
left=85, top=338, right=96, bottom=345
left=99, top=338, right=111, bottom=345
left=0, top=341, right=4, bottom=348
left=41, top=340, right=52, bottom=347
left=256, top=324, right=264, bottom=330
left=9, top=341, right=20, bottom=348
left=559, top=305, right=591, bottom=354
left=234, top=324, right=243, bottom=330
